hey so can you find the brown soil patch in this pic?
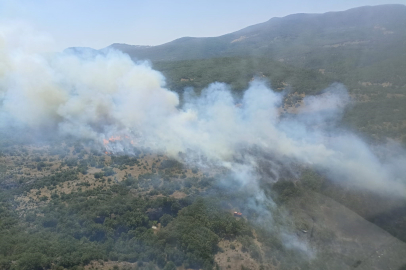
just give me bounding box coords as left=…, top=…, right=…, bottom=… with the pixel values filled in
left=214, top=240, right=267, bottom=270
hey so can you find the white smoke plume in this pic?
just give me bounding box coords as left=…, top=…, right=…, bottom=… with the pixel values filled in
left=0, top=22, right=405, bottom=199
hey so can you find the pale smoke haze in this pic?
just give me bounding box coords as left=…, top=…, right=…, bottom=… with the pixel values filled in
left=0, top=23, right=405, bottom=198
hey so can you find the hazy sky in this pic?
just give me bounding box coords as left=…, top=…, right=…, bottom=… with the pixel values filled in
left=0, top=0, right=405, bottom=50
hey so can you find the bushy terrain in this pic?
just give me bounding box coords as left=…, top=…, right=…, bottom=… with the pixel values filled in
left=0, top=137, right=250, bottom=270
left=1, top=132, right=406, bottom=270
left=153, top=57, right=332, bottom=96
left=151, top=56, right=406, bottom=142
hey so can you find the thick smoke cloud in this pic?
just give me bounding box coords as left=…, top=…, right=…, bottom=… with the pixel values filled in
left=0, top=23, right=405, bottom=198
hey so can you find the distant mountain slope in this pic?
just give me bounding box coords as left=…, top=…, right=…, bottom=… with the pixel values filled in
left=103, top=4, right=406, bottom=141
left=108, top=4, right=406, bottom=70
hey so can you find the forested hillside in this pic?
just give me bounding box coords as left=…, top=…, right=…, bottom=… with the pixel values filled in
left=101, top=5, right=406, bottom=141
left=1, top=4, right=406, bottom=270
left=1, top=134, right=406, bottom=270
left=153, top=57, right=332, bottom=95
left=151, top=57, right=406, bottom=142
left=109, top=5, right=406, bottom=66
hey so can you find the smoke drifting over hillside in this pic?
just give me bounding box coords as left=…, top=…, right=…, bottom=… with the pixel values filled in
left=0, top=23, right=405, bottom=198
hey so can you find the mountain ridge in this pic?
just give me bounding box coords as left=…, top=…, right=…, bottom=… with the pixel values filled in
left=101, top=4, right=406, bottom=65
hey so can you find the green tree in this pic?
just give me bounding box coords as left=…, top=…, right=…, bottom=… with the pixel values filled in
left=163, top=261, right=176, bottom=270
left=159, top=214, right=174, bottom=227
left=16, top=253, right=49, bottom=270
